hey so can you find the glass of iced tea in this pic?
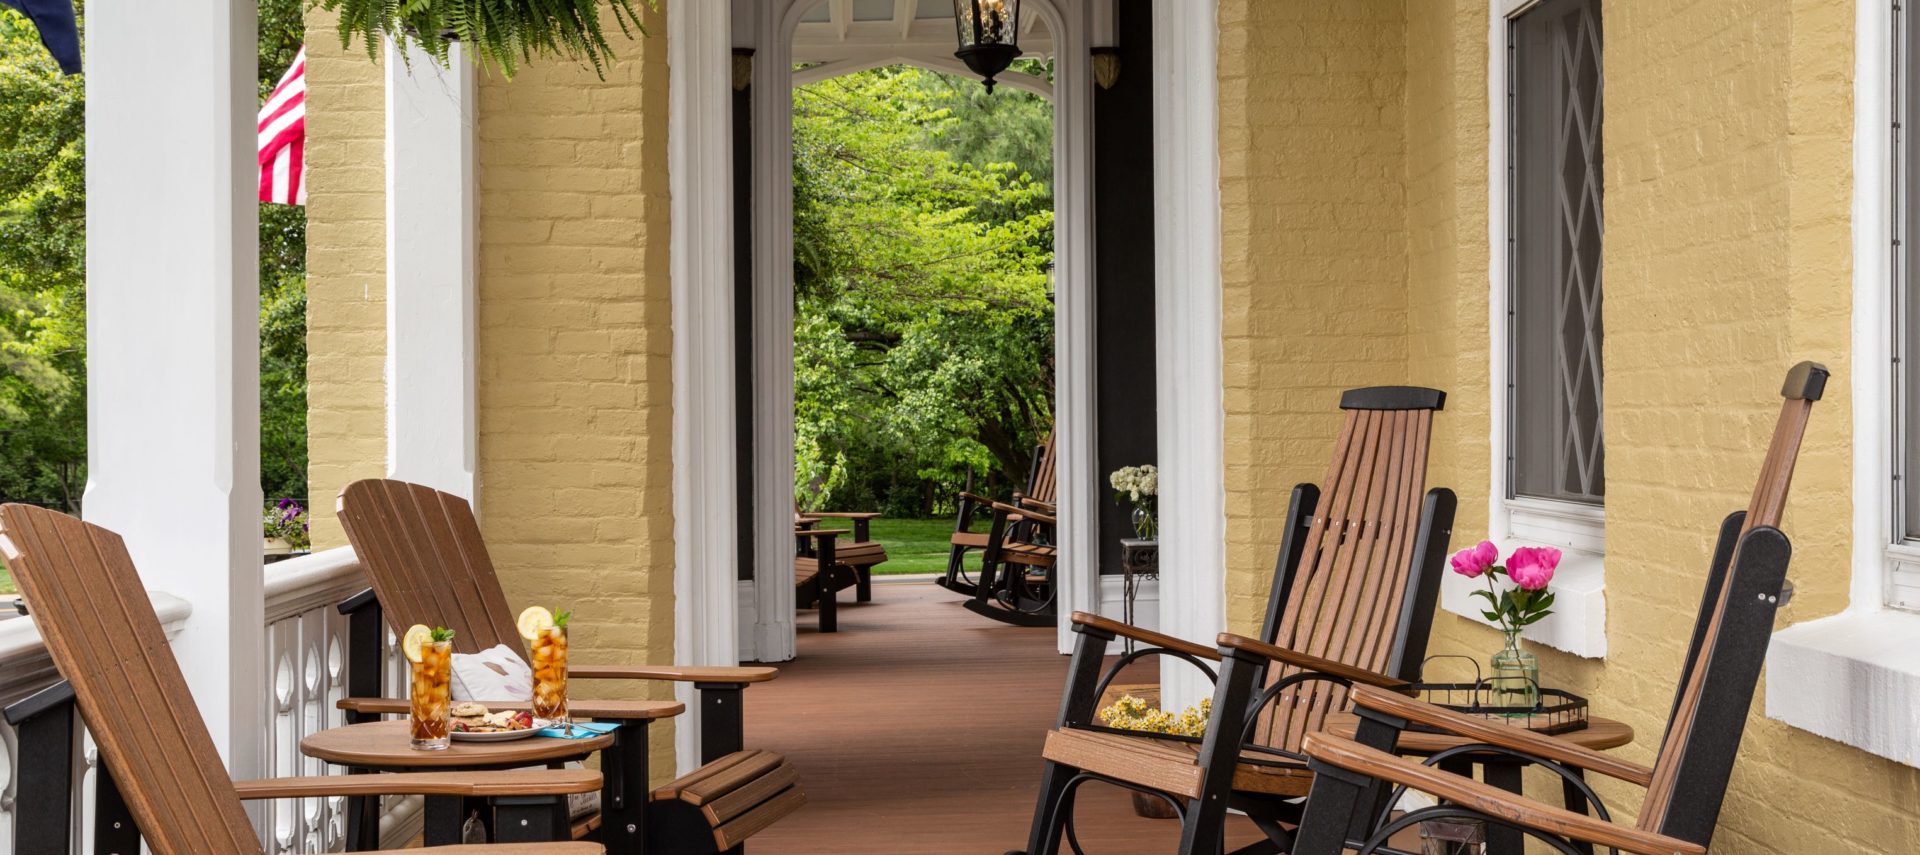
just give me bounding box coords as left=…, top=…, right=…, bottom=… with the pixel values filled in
left=531, top=624, right=569, bottom=725
left=409, top=635, right=453, bottom=750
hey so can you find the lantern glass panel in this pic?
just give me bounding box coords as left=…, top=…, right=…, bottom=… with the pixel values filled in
left=954, top=0, right=1021, bottom=48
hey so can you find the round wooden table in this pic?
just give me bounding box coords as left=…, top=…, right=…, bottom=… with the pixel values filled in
left=302, top=719, right=616, bottom=770
left=1324, top=712, right=1635, bottom=855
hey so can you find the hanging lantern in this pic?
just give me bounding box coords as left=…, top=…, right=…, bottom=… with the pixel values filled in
left=953, top=0, right=1022, bottom=92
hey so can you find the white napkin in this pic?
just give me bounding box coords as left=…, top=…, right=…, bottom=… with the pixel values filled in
left=450, top=644, right=534, bottom=702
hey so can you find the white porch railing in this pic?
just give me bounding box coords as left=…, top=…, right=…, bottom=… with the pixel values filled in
left=261, top=546, right=419, bottom=853
left=0, top=591, right=189, bottom=854
left=0, top=546, right=419, bottom=854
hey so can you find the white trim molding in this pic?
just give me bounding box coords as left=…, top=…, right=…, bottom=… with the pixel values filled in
left=1765, top=0, right=1920, bottom=770
left=385, top=37, right=479, bottom=504
left=668, top=0, right=742, bottom=776
left=1448, top=0, right=1607, bottom=659
left=1151, top=0, right=1228, bottom=710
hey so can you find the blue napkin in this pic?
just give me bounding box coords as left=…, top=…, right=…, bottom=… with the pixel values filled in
left=539, top=721, right=620, bottom=739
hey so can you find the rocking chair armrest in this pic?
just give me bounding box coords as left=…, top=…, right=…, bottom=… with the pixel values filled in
left=988, top=500, right=1056, bottom=526
left=1300, top=733, right=1701, bottom=855
left=795, top=528, right=850, bottom=538
left=1019, top=498, right=1057, bottom=513
left=1214, top=634, right=1416, bottom=694
left=1346, top=684, right=1654, bottom=786
left=957, top=491, right=999, bottom=506
left=1071, top=612, right=1220, bottom=661
left=568, top=663, right=781, bottom=685
left=804, top=511, right=883, bottom=520
left=336, top=696, right=686, bottom=720
left=233, top=769, right=602, bottom=800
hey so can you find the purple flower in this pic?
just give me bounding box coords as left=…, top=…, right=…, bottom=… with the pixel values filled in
left=1506, top=546, right=1561, bottom=591
left=1449, top=540, right=1499, bottom=579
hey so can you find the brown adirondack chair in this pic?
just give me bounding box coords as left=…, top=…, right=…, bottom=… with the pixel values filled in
left=335, top=480, right=804, bottom=854
left=794, top=523, right=857, bottom=633
left=1289, top=362, right=1828, bottom=855
left=0, top=503, right=606, bottom=854
left=795, top=503, right=886, bottom=602
left=1009, top=387, right=1456, bottom=855
left=939, top=431, right=1056, bottom=597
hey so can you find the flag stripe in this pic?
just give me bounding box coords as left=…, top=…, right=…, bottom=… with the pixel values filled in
left=259, top=48, right=306, bottom=206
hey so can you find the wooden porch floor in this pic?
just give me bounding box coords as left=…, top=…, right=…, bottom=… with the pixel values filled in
left=744, top=579, right=1265, bottom=854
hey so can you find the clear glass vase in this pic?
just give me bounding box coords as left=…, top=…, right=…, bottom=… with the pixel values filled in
left=1131, top=506, right=1157, bottom=540
left=1489, top=628, right=1540, bottom=709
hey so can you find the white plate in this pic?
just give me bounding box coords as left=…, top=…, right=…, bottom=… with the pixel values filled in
left=449, top=718, right=554, bottom=742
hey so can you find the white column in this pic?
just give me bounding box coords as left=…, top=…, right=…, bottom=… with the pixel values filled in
left=1152, top=0, right=1227, bottom=710
left=669, top=0, right=740, bottom=775
left=751, top=0, right=799, bottom=665
left=386, top=39, right=479, bottom=502
left=1048, top=0, right=1100, bottom=655
left=83, top=0, right=263, bottom=779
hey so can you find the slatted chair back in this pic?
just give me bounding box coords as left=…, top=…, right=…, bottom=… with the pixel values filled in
left=0, top=505, right=264, bottom=855
left=1637, top=362, right=1827, bottom=839
left=1252, top=388, right=1448, bottom=756
left=337, top=479, right=522, bottom=655
left=1024, top=432, right=1058, bottom=505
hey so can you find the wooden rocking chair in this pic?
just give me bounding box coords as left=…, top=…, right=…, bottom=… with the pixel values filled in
left=1288, top=362, right=1828, bottom=855
left=335, top=480, right=804, bottom=854
left=0, top=504, right=607, bottom=854
left=963, top=495, right=1059, bottom=627
left=939, top=431, right=1056, bottom=596
left=1008, top=386, right=1456, bottom=855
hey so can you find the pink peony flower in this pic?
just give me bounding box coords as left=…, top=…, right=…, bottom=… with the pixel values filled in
left=1506, top=546, right=1561, bottom=591
left=1449, top=540, right=1500, bottom=578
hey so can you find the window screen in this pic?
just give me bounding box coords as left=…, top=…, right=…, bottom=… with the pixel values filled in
left=1508, top=0, right=1604, bottom=506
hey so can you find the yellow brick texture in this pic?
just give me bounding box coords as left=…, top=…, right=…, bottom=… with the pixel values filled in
left=1218, top=0, right=1412, bottom=634
left=303, top=7, right=677, bottom=774
left=474, top=4, right=676, bottom=775
left=1221, top=1, right=1920, bottom=850
left=303, top=12, right=388, bottom=550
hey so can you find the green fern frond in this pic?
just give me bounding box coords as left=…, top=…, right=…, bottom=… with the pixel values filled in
left=314, top=0, right=654, bottom=80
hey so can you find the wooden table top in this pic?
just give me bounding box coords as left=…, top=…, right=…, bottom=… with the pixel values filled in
left=302, top=720, right=615, bottom=769
left=1324, top=712, right=1633, bottom=755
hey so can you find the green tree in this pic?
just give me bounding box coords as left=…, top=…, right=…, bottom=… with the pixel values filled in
left=0, top=0, right=311, bottom=514
left=791, top=67, right=1055, bottom=515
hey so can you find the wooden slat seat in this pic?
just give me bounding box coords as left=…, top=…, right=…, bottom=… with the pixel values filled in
left=650, top=750, right=807, bottom=853
left=1041, top=729, right=1315, bottom=801
left=833, top=540, right=888, bottom=566
left=949, top=531, right=991, bottom=549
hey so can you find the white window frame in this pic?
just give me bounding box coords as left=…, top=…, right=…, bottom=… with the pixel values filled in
left=1763, top=0, right=1920, bottom=771
left=1441, top=0, right=1608, bottom=659
left=1888, top=0, right=1920, bottom=611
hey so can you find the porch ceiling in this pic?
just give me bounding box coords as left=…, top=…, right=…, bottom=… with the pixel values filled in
left=791, top=0, right=1055, bottom=69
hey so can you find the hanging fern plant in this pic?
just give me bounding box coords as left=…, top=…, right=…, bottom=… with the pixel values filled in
left=316, top=0, right=655, bottom=79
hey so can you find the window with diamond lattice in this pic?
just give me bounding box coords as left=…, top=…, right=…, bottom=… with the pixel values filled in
left=1509, top=0, right=1603, bottom=506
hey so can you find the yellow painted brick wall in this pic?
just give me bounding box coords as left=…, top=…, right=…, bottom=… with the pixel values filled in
left=1218, top=0, right=1412, bottom=633
left=303, top=7, right=677, bottom=773
left=303, top=13, right=387, bottom=550
left=1224, top=0, right=1920, bottom=850
left=474, top=5, right=677, bottom=773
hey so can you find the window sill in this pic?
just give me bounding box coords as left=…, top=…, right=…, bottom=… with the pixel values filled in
left=1439, top=542, right=1607, bottom=658
left=1765, top=606, right=1920, bottom=769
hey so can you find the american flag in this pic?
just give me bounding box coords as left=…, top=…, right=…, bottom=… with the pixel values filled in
left=258, top=47, right=306, bottom=206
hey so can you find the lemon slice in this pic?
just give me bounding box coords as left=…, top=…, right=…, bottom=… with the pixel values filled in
left=517, top=606, right=555, bottom=641
left=401, top=624, right=434, bottom=664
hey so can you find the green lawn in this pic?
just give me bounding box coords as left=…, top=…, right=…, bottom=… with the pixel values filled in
left=0, top=565, right=13, bottom=594
left=865, top=516, right=960, bottom=575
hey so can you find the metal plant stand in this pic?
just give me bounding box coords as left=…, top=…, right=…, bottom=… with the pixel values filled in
left=1118, top=538, right=1159, bottom=652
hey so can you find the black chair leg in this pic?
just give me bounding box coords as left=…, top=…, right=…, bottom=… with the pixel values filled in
left=855, top=566, right=872, bottom=602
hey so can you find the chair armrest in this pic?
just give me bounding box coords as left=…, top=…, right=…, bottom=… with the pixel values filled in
left=1215, top=634, right=1415, bottom=694
left=1019, top=498, right=1056, bottom=513
left=795, top=528, right=850, bottom=538
left=569, top=664, right=780, bottom=685
left=1347, top=684, right=1653, bottom=786
left=1301, top=733, right=1700, bottom=855
left=336, top=697, right=685, bottom=720
left=1072, top=612, right=1220, bottom=661
left=805, top=511, right=883, bottom=520
left=958, top=491, right=1000, bottom=506
left=988, top=500, right=1055, bottom=526
left=233, top=769, right=602, bottom=800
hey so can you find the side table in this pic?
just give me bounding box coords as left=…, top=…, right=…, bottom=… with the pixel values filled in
left=1118, top=538, right=1159, bottom=651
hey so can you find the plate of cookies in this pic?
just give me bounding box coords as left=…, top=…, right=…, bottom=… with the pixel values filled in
left=449, top=702, right=546, bottom=742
